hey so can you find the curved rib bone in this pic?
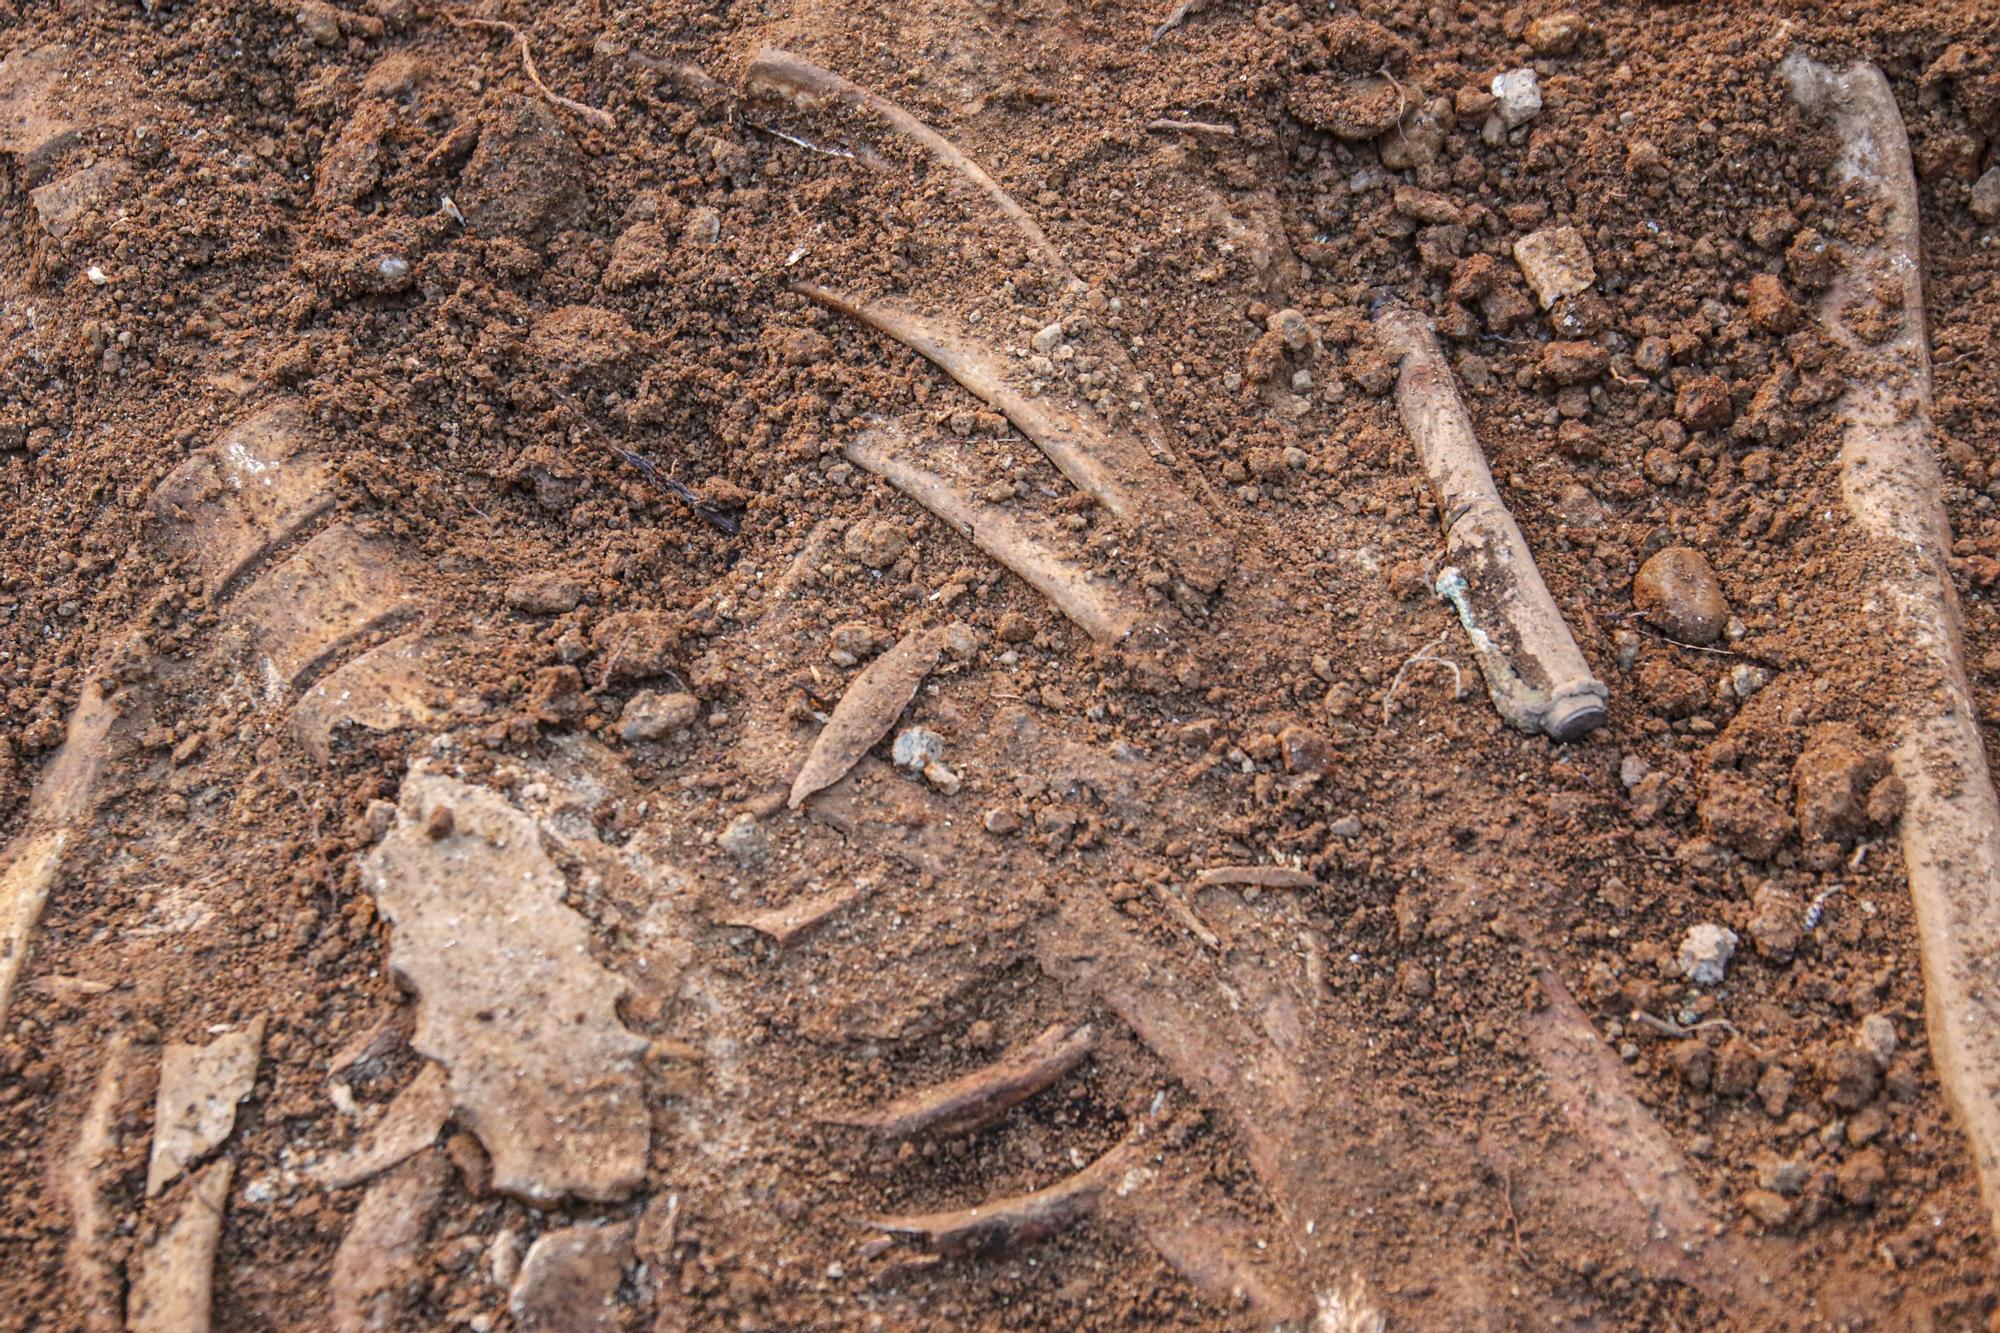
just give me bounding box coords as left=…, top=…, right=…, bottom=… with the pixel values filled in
left=1374, top=305, right=1607, bottom=741
left=845, top=424, right=1144, bottom=643
left=829, top=1022, right=1095, bottom=1140
left=1784, top=51, right=2000, bottom=1239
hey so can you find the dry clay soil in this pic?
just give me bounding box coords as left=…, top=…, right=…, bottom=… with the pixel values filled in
left=4, top=0, right=2000, bottom=1328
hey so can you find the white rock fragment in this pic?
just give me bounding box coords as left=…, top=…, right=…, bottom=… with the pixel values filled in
left=1512, top=226, right=1596, bottom=309
left=147, top=1017, right=266, bottom=1197
left=361, top=769, right=650, bottom=1204
left=1729, top=663, right=1771, bottom=701
left=718, top=811, right=770, bottom=864
left=86, top=264, right=109, bottom=285
left=892, top=725, right=945, bottom=770
left=1491, top=68, right=1543, bottom=127
left=1678, top=923, right=1739, bottom=987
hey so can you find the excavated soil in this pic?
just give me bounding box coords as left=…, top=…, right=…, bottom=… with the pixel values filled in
left=3, top=0, right=2000, bottom=1328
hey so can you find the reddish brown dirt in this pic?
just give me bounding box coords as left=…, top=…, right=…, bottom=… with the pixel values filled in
left=3, top=0, right=2000, bottom=1328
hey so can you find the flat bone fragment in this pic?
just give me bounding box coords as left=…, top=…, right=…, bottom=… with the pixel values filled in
left=865, top=1116, right=1153, bottom=1258
left=1192, top=866, right=1318, bottom=891
left=127, top=1159, right=234, bottom=1333
left=361, top=769, right=650, bottom=1204
left=60, top=1032, right=130, bottom=1332
left=1785, top=51, right=2000, bottom=1239
left=147, top=1017, right=266, bottom=1197
left=1374, top=305, right=1607, bottom=741
left=310, top=1061, right=454, bottom=1189
left=830, top=1022, right=1095, bottom=1140
left=789, top=624, right=947, bottom=808
left=845, top=425, right=1143, bottom=644
left=719, top=879, right=873, bottom=946
left=330, top=1151, right=449, bottom=1332
left=509, top=1221, right=636, bottom=1332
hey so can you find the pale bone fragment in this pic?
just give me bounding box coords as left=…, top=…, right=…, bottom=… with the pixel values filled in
left=330, top=1151, right=450, bottom=1332
left=1192, top=866, right=1318, bottom=891
left=127, top=1159, right=234, bottom=1333
left=509, top=1221, right=636, bottom=1332
left=1373, top=304, right=1607, bottom=740
left=362, top=769, right=650, bottom=1204
left=718, top=879, right=873, bottom=946
left=1785, top=51, right=2000, bottom=1239
left=743, top=49, right=1068, bottom=279
left=147, top=1017, right=266, bottom=1197
left=789, top=624, right=951, bottom=808
left=864, top=1109, right=1157, bottom=1258
left=60, top=1031, right=130, bottom=1332
left=828, top=1022, right=1095, bottom=1140
left=845, top=424, right=1143, bottom=644
left=309, top=1061, right=454, bottom=1190
left=798, top=286, right=1154, bottom=527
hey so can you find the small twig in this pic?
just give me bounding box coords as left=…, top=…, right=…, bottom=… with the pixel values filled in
left=746, top=121, right=855, bottom=159
left=606, top=445, right=740, bottom=535
left=1377, top=64, right=1412, bottom=144
left=1148, top=0, right=1204, bottom=44
left=1498, top=1169, right=1528, bottom=1265
left=1626, top=615, right=1771, bottom=663
left=448, top=14, right=615, bottom=132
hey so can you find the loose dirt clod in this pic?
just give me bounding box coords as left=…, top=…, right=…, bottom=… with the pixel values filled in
left=864, top=1111, right=1154, bottom=1258
left=1374, top=304, right=1607, bottom=740
left=789, top=623, right=950, bottom=808
left=1785, top=50, right=2000, bottom=1240
left=830, top=1022, right=1095, bottom=1140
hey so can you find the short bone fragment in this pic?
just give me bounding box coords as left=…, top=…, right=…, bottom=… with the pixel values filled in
left=845, top=424, right=1143, bottom=644
left=147, top=1017, right=265, bottom=1197
left=127, top=1160, right=234, bottom=1333
left=1373, top=304, right=1607, bottom=740
left=864, top=1112, right=1154, bottom=1258
left=1785, top=51, right=2000, bottom=1240
left=830, top=1022, right=1095, bottom=1140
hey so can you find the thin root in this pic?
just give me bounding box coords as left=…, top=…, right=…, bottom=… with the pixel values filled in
left=1380, top=633, right=1463, bottom=722
left=449, top=15, right=616, bottom=132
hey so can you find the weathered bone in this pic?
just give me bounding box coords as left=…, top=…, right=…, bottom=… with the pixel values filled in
left=59, top=1032, right=129, bottom=1332
left=845, top=423, right=1143, bottom=643
left=128, top=1160, right=234, bottom=1333
left=1784, top=51, right=2000, bottom=1240
left=829, top=1022, right=1094, bottom=1140
left=863, top=1111, right=1154, bottom=1258
left=744, top=49, right=1069, bottom=279
left=1373, top=304, right=1607, bottom=741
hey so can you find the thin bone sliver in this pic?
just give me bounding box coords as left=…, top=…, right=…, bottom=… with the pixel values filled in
left=829, top=1022, right=1095, bottom=1140
left=845, top=425, right=1142, bottom=643
left=1374, top=305, right=1607, bottom=741
left=744, top=49, right=1069, bottom=280
left=719, top=879, right=873, bottom=946
left=789, top=624, right=946, bottom=809
left=1192, top=866, right=1318, bottom=891
left=864, top=1115, right=1152, bottom=1258
left=1785, top=51, right=2000, bottom=1238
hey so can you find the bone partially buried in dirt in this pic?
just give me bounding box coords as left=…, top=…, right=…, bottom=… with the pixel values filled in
left=788, top=623, right=962, bottom=809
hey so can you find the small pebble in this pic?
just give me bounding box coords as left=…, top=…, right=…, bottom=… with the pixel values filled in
left=1490, top=68, right=1542, bottom=128
left=892, top=726, right=945, bottom=770
left=619, top=690, right=701, bottom=742
left=1857, top=1014, right=1897, bottom=1068
left=1971, top=166, right=2000, bottom=225
left=1524, top=11, right=1585, bottom=56
left=1633, top=546, right=1731, bottom=645
left=718, top=812, right=768, bottom=864
left=1512, top=226, right=1594, bottom=309
left=1678, top=922, right=1738, bottom=986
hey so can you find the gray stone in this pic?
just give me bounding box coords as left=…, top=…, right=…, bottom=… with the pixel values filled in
left=1490, top=68, right=1542, bottom=128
